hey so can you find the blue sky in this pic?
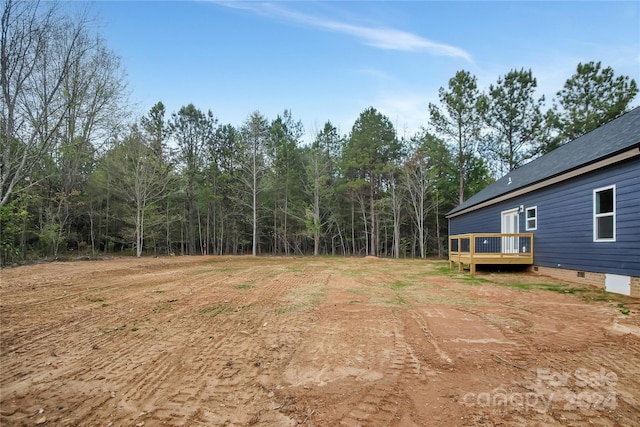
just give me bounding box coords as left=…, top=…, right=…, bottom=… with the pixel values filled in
left=88, top=1, right=640, bottom=142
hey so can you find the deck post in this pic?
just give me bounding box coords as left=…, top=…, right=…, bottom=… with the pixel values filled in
left=469, top=235, right=476, bottom=275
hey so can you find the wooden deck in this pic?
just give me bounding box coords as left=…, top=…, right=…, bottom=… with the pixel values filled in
left=449, top=233, right=534, bottom=274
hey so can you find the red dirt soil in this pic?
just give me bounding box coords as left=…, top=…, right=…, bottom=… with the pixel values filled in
left=1, top=256, right=639, bottom=426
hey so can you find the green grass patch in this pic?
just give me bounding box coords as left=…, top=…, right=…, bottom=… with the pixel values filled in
left=101, top=303, right=108, bottom=307
left=586, top=290, right=627, bottom=303
left=462, top=275, right=492, bottom=285
left=618, top=303, right=631, bottom=315
left=87, top=297, right=104, bottom=303
left=153, top=290, right=166, bottom=294
left=583, top=291, right=611, bottom=302
left=205, top=258, right=228, bottom=264
left=340, top=269, right=367, bottom=278
left=274, top=304, right=302, bottom=315
left=502, top=282, right=542, bottom=290
left=274, top=289, right=326, bottom=315
left=152, top=304, right=172, bottom=314
left=274, top=281, right=327, bottom=315
left=199, top=304, right=233, bottom=317
left=390, top=280, right=414, bottom=290
left=425, top=262, right=455, bottom=275
left=386, top=280, right=412, bottom=306
left=497, top=282, right=585, bottom=293
left=99, top=324, right=128, bottom=334
left=320, top=254, right=342, bottom=259
left=236, top=284, right=253, bottom=290
left=387, top=294, right=408, bottom=306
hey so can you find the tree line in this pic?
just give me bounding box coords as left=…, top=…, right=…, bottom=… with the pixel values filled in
left=1, top=1, right=637, bottom=264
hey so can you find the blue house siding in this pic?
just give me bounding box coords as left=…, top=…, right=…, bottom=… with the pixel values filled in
left=449, top=157, right=640, bottom=277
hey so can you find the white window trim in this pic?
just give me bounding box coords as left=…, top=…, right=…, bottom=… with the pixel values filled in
left=525, top=206, right=537, bottom=231
left=593, top=184, right=616, bottom=242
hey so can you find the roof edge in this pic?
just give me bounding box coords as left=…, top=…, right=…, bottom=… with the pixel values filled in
left=446, top=145, right=640, bottom=219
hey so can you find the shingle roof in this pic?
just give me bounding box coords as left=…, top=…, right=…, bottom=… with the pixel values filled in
left=447, top=106, right=640, bottom=217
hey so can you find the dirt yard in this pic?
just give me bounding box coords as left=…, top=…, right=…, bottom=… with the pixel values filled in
left=1, top=256, right=639, bottom=426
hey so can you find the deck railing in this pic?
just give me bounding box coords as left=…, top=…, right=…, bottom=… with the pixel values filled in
left=448, top=233, right=534, bottom=274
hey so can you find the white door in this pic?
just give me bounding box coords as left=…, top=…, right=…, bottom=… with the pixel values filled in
left=501, top=208, right=519, bottom=254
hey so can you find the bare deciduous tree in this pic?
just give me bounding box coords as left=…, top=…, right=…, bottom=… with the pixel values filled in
left=1, top=0, right=86, bottom=206
left=403, top=147, right=433, bottom=259
left=101, top=126, right=176, bottom=257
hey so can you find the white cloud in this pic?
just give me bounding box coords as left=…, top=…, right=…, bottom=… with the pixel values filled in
left=377, top=93, right=431, bottom=138
left=214, top=1, right=472, bottom=62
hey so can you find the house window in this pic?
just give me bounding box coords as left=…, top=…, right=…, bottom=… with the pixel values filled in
left=594, top=185, right=615, bottom=242
left=525, top=206, right=537, bottom=231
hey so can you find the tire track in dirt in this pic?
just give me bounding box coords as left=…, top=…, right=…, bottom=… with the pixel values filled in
left=3, top=258, right=640, bottom=427
left=324, top=266, right=458, bottom=426
left=182, top=272, right=327, bottom=426
left=337, top=319, right=433, bottom=427
left=1, top=261, right=226, bottom=362
left=0, top=263, right=239, bottom=423
left=538, top=336, right=640, bottom=427
left=281, top=270, right=430, bottom=427
left=1, top=258, right=323, bottom=426
left=273, top=267, right=396, bottom=426
left=98, top=269, right=327, bottom=426
left=406, top=310, right=455, bottom=367
left=449, top=293, right=640, bottom=426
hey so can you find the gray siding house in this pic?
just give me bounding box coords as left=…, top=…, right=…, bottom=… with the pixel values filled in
left=447, top=107, right=640, bottom=297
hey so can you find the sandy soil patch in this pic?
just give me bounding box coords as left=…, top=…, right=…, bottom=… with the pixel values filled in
left=1, top=256, right=639, bottom=426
